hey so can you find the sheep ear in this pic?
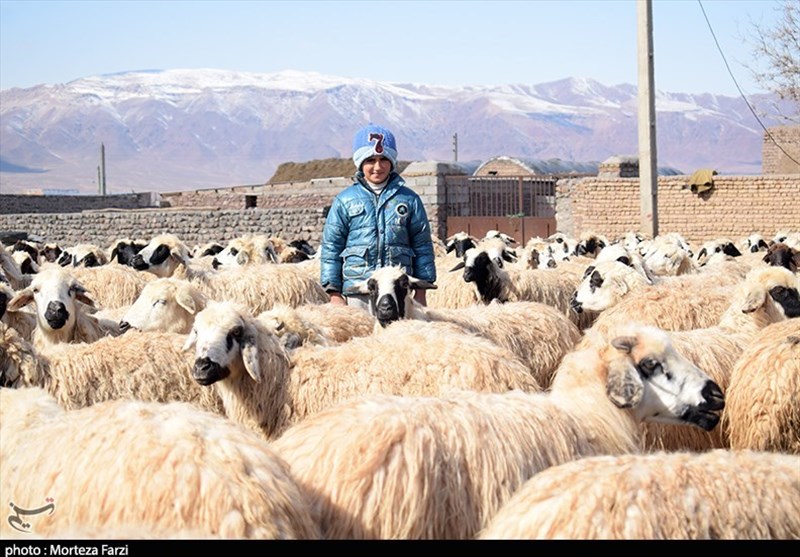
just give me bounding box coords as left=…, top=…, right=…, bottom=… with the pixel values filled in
left=182, top=329, right=197, bottom=352
left=73, top=285, right=96, bottom=308
left=409, top=277, right=438, bottom=290
left=281, top=332, right=302, bottom=350
left=241, top=321, right=261, bottom=383
left=449, top=261, right=465, bottom=272
left=236, top=251, right=249, bottom=266
left=265, top=244, right=279, bottom=264
left=346, top=279, right=370, bottom=296
left=611, top=335, right=637, bottom=353
left=7, top=288, right=33, bottom=312
left=741, top=286, right=767, bottom=313
left=175, top=286, right=198, bottom=315
left=606, top=357, right=644, bottom=408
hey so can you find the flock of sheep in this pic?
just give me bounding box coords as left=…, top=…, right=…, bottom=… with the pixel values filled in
left=0, top=227, right=798, bottom=540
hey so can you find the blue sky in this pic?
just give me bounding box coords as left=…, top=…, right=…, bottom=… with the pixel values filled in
left=0, top=0, right=785, bottom=96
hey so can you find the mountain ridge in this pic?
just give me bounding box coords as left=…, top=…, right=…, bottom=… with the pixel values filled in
left=0, top=69, right=785, bottom=194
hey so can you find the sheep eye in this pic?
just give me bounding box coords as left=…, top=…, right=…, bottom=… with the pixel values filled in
left=637, top=358, right=662, bottom=378
left=367, top=279, right=377, bottom=292
left=230, top=325, right=243, bottom=339
left=32, top=287, right=40, bottom=294
left=230, top=248, right=239, bottom=256
left=154, top=299, right=167, bottom=306
left=398, top=277, right=409, bottom=289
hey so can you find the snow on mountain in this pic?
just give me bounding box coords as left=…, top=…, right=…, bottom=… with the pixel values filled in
left=0, top=69, right=784, bottom=194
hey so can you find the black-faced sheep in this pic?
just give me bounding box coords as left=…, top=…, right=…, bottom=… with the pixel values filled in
left=271, top=324, right=724, bottom=540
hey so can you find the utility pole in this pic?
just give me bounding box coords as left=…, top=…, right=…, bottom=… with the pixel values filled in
left=99, top=143, right=107, bottom=195
left=452, top=133, right=458, bottom=162
left=637, top=0, right=658, bottom=237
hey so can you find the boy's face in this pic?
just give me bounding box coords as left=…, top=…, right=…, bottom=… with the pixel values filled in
left=361, top=156, right=392, bottom=185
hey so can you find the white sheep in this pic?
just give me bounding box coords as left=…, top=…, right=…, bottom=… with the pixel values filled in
left=212, top=234, right=279, bottom=269
left=0, top=386, right=321, bottom=539
left=0, top=282, right=36, bottom=341
left=477, top=449, right=800, bottom=540
left=597, top=265, right=800, bottom=452
left=120, top=277, right=208, bottom=334
left=256, top=302, right=375, bottom=347
left=184, top=301, right=542, bottom=440
left=6, top=266, right=121, bottom=352
left=70, top=262, right=155, bottom=310
left=106, top=237, right=148, bottom=266
left=350, top=265, right=581, bottom=388
left=58, top=242, right=109, bottom=267
left=131, top=234, right=329, bottom=313
left=5, top=324, right=223, bottom=415
left=0, top=243, right=25, bottom=289
left=571, top=260, right=739, bottom=334
left=723, top=317, right=800, bottom=453
left=271, top=324, right=724, bottom=540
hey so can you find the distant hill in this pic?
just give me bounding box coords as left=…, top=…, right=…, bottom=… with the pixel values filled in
left=269, top=158, right=412, bottom=183
left=1, top=69, right=790, bottom=194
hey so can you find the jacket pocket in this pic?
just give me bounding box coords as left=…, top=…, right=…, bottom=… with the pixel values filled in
left=387, top=246, right=414, bottom=270
left=341, top=245, right=370, bottom=280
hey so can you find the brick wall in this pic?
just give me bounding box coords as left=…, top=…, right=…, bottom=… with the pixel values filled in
left=474, top=158, right=530, bottom=176
left=557, top=174, right=800, bottom=245
left=762, top=125, right=800, bottom=174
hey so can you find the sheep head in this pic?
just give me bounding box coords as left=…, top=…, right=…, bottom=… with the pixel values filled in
left=120, top=278, right=206, bottom=334
left=184, top=301, right=261, bottom=385
left=585, top=325, right=724, bottom=431
left=347, top=266, right=436, bottom=328
left=7, top=266, right=95, bottom=334
left=130, top=234, right=189, bottom=277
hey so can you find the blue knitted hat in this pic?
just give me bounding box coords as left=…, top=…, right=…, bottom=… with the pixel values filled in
left=352, top=124, right=398, bottom=171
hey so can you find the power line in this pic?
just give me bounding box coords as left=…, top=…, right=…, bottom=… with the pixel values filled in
left=697, top=0, right=800, bottom=167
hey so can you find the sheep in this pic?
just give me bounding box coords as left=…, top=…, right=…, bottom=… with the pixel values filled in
left=0, top=282, right=36, bottom=341
left=0, top=243, right=25, bottom=289
left=270, top=324, right=724, bottom=540
left=69, top=262, right=155, bottom=310
left=773, top=230, right=800, bottom=250
left=762, top=241, right=800, bottom=272
left=130, top=233, right=329, bottom=313
left=119, top=277, right=208, bottom=334
left=642, top=234, right=696, bottom=276
left=476, top=449, right=800, bottom=540
left=59, top=242, right=109, bottom=268
left=5, top=323, right=223, bottom=415
left=444, top=231, right=479, bottom=258
left=0, top=322, right=33, bottom=387
left=184, top=301, right=542, bottom=441
left=694, top=237, right=742, bottom=266
left=0, top=386, right=321, bottom=539
left=256, top=302, right=375, bottom=347
left=574, top=230, right=609, bottom=258
left=350, top=265, right=581, bottom=388
left=39, top=242, right=63, bottom=264
left=6, top=266, right=121, bottom=352
left=545, top=232, right=578, bottom=261
left=596, top=265, right=800, bottom=452
left=107, top=237, right=148, bottom=266
left=723, top=318, right=800, bottom=453
left=212, top=234, right=279, bottom=269
left=570, top=260, right=740, bottom=333
left=11, top=249, right=39, bottom=275
left=740, top=232, right=770, bottom=254
left=190, top=240, right=225, bottom=259
left=454, top=242, right=595, bottom=329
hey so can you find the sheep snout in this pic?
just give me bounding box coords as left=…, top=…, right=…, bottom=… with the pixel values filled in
left=44, top=301, right=69, bottom=329
left=192, top=357, right=229, bottom=386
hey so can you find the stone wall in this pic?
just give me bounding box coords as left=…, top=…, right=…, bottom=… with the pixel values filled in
left=0, top=163, right=465, bottom=247
left=0, top=192, right=158, bottom=215
left=762, top=125, right=800, bottom=174
left=557, top=174, right=800, bottom=245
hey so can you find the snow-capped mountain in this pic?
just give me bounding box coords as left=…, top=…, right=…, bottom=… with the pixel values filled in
left=0, top=69, right=784, bottom=194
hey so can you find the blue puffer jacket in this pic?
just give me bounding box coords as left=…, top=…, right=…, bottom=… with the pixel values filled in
left=320, top=171, right=437, bottom=295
